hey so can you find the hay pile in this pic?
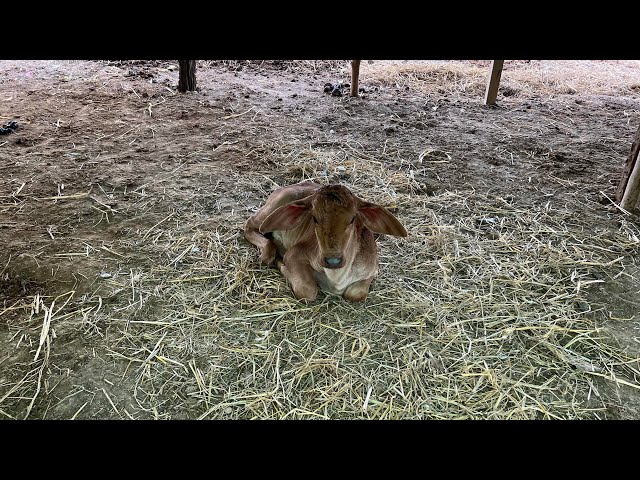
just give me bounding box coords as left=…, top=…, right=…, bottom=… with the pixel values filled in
left=3, top=142, right=639, bottom=419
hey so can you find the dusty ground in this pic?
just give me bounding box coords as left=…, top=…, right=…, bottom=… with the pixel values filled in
left=1, top=60, right=639, bottom=419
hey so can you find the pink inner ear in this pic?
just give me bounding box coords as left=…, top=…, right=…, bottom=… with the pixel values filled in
left=284, top=204, right=307, bottom=218
left=359, top=207, right=381, bottom=222
left=260, top=202, right=309, bottom=233
left=278, top=204, right=308, bottom=230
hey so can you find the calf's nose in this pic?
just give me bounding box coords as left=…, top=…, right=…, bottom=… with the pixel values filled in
left=324, top=257, right=343, bottom=269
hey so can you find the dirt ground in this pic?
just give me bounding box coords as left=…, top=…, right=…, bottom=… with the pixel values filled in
left=1, top=60, right=639, bottom=419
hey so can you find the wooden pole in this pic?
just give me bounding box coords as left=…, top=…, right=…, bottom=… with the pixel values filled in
left=621, top=161, right=640, bottom=211
left=350, top=60, right=361, bottom=97
left=178, top=60, right=197, bottom=92
left=615, top=124, right=640, bottom=212
left=484, top=60, right=504, bottom=106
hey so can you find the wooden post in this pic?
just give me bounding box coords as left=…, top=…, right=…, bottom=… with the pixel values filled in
left=616, top=124, right=640, bottom=211
left=484, top=60, right=504, bottom=106
left=621, top=162, right=640, bottom=211
left=350, top=60, right=361, bottom=97
left=178, top=60, right=197, bottom=92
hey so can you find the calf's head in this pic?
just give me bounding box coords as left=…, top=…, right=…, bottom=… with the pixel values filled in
left=259, top=185, right=407, bottom=269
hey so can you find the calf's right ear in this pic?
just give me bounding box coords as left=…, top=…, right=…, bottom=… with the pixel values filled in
left=358, top=202, right=408, bottom=237
left=259, top=200, right=310, bottom=233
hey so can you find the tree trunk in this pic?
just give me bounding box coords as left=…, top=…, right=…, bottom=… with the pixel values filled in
left=178, top=60, right=197, bottom=92
left=616, top=124, right=640, bottom=212
left=350, top=60, right=361, bottom=97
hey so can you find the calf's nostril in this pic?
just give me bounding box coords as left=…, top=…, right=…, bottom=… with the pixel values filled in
left=325, top=257, right=342, bottom=267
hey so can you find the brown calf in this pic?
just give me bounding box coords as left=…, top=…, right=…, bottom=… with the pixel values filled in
left=244, top=181, right=407, bottom=301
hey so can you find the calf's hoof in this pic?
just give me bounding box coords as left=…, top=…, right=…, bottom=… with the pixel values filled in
left=259, top=243, right=277, bottom=266
left=343, top=280, right=371, bottom=302
left=343, top=291, right=368, bottom=302
left=293, top=284, right=318, bottom=302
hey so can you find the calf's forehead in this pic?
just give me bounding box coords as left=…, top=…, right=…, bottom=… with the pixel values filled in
left=312, top=186, right=358, bottom=214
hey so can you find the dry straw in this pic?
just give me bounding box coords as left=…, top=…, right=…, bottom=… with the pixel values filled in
left=357, top=60, right=640, bottom=98
left=4, top=141, right=639, bottom=419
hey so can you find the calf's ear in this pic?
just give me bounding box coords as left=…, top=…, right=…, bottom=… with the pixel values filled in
left=260, top=199, right=311, bottom=233
left=358, top=202, right=408, bottom=237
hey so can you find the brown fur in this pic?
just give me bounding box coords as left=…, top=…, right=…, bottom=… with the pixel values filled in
left=244, top=181, right=407, bottom=302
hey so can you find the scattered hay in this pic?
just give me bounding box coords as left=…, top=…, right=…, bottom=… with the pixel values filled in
left=198, top=60, right=347, bottom=75
left=2, top=139, right=639, bottom=419
left=358, top=60, right=640, bottom=98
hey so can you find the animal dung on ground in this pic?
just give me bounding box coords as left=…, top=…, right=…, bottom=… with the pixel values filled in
left=244, top=181, right=407, bottom=302
left=322, top=82, right=345, bottom=97
left=0, top=120, right=18, bottom=134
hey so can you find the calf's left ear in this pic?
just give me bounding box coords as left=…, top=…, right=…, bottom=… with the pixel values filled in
left=358, top=202, right=408, bottom=237
left=259, top=200, right=310, bottom=233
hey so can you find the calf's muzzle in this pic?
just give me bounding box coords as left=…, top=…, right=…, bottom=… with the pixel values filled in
left=324, top=256, right=344, bottom=269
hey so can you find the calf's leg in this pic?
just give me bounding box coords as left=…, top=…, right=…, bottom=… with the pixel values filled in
left=244, top=218, right=277, bottom=266
left=343, top=277, right=374, bottom=302
left=280, top=249, right=318, bottom=301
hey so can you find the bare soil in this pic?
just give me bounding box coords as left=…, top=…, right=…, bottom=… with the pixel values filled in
left=1, top=60, right=639, bottom=419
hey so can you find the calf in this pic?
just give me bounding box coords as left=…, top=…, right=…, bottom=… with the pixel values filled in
left=244, top=181, right=407, bottom=301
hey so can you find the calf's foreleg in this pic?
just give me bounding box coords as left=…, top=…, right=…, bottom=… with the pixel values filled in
left=279, top=247, right=318, bottom=301
left=343, top=277, right=374, bottom=302
left=244, top=218, right=278, bottom=266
